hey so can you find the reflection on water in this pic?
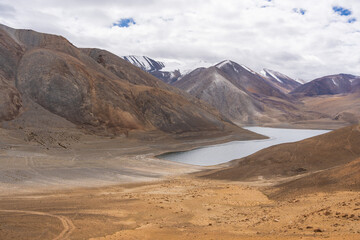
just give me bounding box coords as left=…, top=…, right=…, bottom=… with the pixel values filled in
left=158, top=127, right=330, bottom=166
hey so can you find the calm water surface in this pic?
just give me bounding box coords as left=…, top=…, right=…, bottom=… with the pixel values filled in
left=158, top=127, right=330, bottom=166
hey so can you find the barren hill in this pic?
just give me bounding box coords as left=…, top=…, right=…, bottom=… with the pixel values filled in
left=202, top=124, right=360, bottom=181
left=174, top=60, right=323, bottom=126
left=173, top=66, right=267, bottom=125
left=0, top=24, right=258, bottom=137
left=214, top=60, right=288, bottom=99
left=270, top=157, right=360, bottom=198
left=291, top=73, right=360, bottom=97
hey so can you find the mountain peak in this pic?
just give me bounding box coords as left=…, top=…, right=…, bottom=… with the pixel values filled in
left=215, top=60, right=234, bottom=68
left=215, top=60, right=257, bottom=75
left=291, top=73, right=360, bottom=97
left=122, top=55, right=165, bottom=72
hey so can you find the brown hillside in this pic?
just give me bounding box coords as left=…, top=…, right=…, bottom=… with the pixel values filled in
left=0, top=24, right=255, bottom=136
left=202, top=125, right=360, bottom=181
left=269, top=157, right=360, bottom=198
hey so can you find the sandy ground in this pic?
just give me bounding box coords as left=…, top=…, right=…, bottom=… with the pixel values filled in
left=1, top=125, right=359, bottom=239
left=0, top=125, right=262, bottom=194
left=0, top=176, right=358, bottom=240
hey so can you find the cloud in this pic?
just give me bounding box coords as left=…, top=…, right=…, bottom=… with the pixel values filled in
left=1, top=0, right=360, bottom=81
left=0, top=3, right=15, bottom=18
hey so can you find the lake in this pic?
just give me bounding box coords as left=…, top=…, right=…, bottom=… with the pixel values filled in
left=157, top=127, right=330, bottom=166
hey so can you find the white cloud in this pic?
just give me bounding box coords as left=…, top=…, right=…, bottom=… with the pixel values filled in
left=1, top=0, right=360, bottom=81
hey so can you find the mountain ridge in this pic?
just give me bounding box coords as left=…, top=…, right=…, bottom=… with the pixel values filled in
left=0, top=24, right=256, bottom=137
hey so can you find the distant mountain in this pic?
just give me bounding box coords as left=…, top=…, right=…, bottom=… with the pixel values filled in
left=122, top=55, right=182, bottom=84
left=174, top=60, right=317, bottom=126
left=260, top=68, right=301, bottom=93
left=122, top=55, right=165, bottom=72
left=0, top=24, right=251, bottom=136
left=174, top=66, right=265, bottom=125
left=215, top=60, right=288, bottom=99
left=291, top=74, right=360, bottom=97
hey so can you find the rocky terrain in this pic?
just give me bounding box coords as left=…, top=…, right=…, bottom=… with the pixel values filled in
left=260, top=68, right=302, bottom=94
left=291, top=74, right=360, bottom=97
left=173, top=60, right=325, bottom=126
left=0, top=24, right=257, bottom=138
left=1, top=173, right=359, bottom=240
left=124, top=55, right=360, bottom=128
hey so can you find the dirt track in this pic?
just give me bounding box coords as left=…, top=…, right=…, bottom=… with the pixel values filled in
left=0, top=210, right=74, bottom=240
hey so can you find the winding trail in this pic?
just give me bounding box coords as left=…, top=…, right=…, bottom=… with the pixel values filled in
left=0, top=209, right=75, bottom=240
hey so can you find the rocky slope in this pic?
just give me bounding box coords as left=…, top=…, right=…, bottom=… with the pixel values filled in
left=173, top=66, right=266, bottom=125
left=291, top=74, right=360, bottom=97
left=0, top=24, right=254, bottom=137
left=271, top=157, right=360, bottom=198
left=260, top=68, right=301, bottom=94
left=292, top=74, right=360, bottom=126
left=174, top=60, right=321, bottom=126
left=214, top=60, right=288, bottom=99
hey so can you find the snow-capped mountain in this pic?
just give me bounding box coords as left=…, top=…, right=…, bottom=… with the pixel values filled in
left=122, top=56, right=212, bottom=84
left=122, top=55, right=181, bottom=84
left=291, top=74, right=360, bottom=97
left=174, top=60, right=310, bottom=126
left=122, top=55, right=165, bottom=72
left=214, top=60, right=288, bottom=99
left=260, top=68, right=301, bottom=93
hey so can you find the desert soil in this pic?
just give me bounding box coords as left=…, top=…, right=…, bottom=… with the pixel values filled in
left=0, top=176, right=359, bottom=240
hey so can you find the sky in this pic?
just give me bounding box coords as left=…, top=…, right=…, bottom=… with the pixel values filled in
left=0, top=0, right=360, bottom=81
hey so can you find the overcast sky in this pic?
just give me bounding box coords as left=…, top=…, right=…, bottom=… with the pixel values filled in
left=1, top=0, right=360, bottom=81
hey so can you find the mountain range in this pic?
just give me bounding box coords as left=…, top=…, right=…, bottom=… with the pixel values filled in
left=125, top=55, right=360, bottom=128
left=1, top=23, right=359, bottom=138
left=0, top=24, right=260, bottom=139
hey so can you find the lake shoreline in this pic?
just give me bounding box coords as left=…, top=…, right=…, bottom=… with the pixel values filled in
left=157, top=127, right=330, bottom=166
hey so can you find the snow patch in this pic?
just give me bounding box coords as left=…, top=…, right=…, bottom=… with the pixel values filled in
left=161, top=59, right=212, bottom=75
left=260, top=70, right=267, bottom=77
left=215, top=60, right=232, bottom=69
left=264, top=69, right=283, bottom=83
left=122, top=55, right=164, bottom=71
left=332, top=78, right=339, bottom=87
left=240, top=64, right=256, bottom=74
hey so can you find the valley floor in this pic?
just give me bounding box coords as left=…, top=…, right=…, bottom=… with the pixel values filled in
left=0, top=125, right=359, bottom=239
left=0, top=176, right=359, bottom=240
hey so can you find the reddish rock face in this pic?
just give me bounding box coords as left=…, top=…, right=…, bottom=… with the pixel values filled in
left=0, top=79, right=22, bottom=121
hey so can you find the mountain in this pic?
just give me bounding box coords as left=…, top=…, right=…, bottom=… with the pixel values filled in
left=291, top=74, right=360, bottom=126
left=0, top=24, right=256, bottom=137
left=174, top=60, right=319, bottom=126
left=122, top=55, right=165, bottom=72
left=291, top=74, right=360, bottom=97
left=202, top=124, right=360, bottom=184
left=260, top=68, right=301, bottom=93
left=173, top=66, right=266, bottom=125
left=214, top=60, right=288, bottom=99
left=122, top=55, right=181, bottom=84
